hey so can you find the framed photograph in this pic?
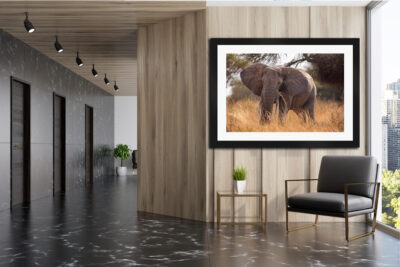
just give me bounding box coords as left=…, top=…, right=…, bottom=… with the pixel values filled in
left=209, top=38, right=359, bottom=148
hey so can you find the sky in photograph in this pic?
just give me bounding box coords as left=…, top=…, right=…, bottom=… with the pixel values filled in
left=381, top=0, right=400, bottom=85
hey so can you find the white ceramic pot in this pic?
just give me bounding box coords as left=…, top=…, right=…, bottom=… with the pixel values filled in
left=234, top=180, right=246, bottom=194
left=116, top=166, right=127, bottom=176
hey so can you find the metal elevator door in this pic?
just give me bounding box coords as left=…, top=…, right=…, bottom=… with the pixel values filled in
left=54, top=94, right=66, bottom=194
left=11, top=78, right=30, bottom=206
left=85, top=105, right=93, bottom=185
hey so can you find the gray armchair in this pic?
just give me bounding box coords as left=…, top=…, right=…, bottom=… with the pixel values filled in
left=285, top=155, right=380, bottom=241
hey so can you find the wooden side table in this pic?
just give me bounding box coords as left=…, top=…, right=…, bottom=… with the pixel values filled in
left=217, top=192, right=267, bottom=226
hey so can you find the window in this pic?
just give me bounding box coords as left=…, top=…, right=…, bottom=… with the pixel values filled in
left=370, top=0, right=400, bottom=230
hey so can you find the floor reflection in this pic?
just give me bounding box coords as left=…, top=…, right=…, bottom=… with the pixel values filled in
left=0, top=175, right=398, bottom=266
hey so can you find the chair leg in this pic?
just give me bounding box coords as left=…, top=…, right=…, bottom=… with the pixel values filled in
left=345, top=214, right=349, bottom=241
left=345, top=213, right=377, bottom=242
left=285, top=208, right=289, bottom=232
left=371, top=208, right=378, bottom=233
left=286, top=213, right=318, bottom=232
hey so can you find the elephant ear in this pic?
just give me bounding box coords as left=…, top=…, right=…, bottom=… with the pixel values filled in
left=240, top=63, right=267, bottom=96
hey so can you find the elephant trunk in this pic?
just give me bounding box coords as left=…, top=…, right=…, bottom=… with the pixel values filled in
left=259, top=92, right=279, bottom=123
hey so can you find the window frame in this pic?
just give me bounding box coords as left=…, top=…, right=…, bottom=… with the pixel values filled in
left=367, top=0, right=400, bottom=238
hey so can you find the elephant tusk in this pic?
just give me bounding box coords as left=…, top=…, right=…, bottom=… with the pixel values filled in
left=258, top=101, right=262, bottom=119
left=270, top=95, right=280, bottom=120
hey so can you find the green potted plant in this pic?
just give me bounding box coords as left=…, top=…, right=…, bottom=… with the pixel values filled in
left=233, top=167, right=247, bottom=194
left=113, top=144, right=131, bottom=176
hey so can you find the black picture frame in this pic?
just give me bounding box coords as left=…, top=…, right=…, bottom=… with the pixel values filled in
left=209, top=38, right=360, bottom=148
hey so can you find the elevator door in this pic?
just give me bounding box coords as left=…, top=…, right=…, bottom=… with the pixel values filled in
left=11, top=78, right=30, bottom=206
left=53, top=94, right=66, bottom=194
left=85, top=105, right=93, bottom=185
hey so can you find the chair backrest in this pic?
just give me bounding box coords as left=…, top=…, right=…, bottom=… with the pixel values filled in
left=317, top=155, right=378, bottom=198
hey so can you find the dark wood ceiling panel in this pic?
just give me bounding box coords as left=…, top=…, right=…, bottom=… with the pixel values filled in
left=0, top=1, right=205, bottom=95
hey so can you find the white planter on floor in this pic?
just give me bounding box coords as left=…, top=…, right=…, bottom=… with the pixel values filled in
left=234, top=180, right=246, bottom=194
left=116, top=166, right=127, bottom=176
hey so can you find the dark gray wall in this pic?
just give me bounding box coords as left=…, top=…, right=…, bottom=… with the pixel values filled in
left=0, top=30, right=114, bottom=211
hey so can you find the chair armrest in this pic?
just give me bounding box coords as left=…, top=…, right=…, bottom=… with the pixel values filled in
left=285, top=179, right=318, bottom=182
left=285, top=179, right=318, bottom=206
left=344, top=182, right=380, bottom=196
left=344, top=182, right=380, bottom=187
left=344, top=182, right=381, bottom=214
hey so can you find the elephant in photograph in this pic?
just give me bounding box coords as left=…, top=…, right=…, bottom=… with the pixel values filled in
left=240, top=63, right=317, bottom=124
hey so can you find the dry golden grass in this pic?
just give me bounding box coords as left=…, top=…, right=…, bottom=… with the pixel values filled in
left=226, top=98, right=344, bottom=132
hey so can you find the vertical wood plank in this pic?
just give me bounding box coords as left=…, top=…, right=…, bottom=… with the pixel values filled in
left=137, top=26, right=146, bottom=211
left=262, top=149, right=310, bottom=222
left=234, top=149, right=262, bottom=222
left=213, top=149, right=234, bottom=222
left=137, top=11, right=207, bottom=221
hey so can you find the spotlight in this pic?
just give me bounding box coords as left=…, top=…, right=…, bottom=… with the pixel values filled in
left=24, top=12, right=35, bottom=33
left=76, top=52, right=83, bottom=67
left=104, top=74, right=110, bottom=85
left=54, top=36, right=63, bottom=53
left=92, top=64, right=98, bottom=77
left=114, top=81, right=119, bottom=91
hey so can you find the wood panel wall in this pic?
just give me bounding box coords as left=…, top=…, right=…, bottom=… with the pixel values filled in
left=137, top=6, right=366, bottom=222
left=137, top=11, right=207, bottom=221
left=206, top=6, right=366, bottom=222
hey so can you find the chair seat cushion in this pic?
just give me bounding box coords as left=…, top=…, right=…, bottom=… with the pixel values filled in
left=288, top=192, right=373, bottom=213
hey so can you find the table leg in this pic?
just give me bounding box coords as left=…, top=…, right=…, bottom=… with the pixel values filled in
left=217, top=194, right=221, bottom=227
left=264, top=196, right=268, bottom=226
left=232, top=196, right=235, bottom=224
left=259, top=196, right=262, bottom=224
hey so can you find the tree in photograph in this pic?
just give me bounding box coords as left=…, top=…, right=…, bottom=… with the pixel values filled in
left=285, top=54, right=344, bottom=100
left=226, top=53, right=282, bottom=86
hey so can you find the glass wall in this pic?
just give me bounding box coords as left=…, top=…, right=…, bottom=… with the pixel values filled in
left=371, top=0, right=400, bottom=230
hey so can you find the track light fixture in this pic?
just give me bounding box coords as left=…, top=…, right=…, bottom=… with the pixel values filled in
left=24, top=12, right=35, bottom=33
left=92, top=64, right=98, bottom=77
left=114, top=81, right=119, bottom=91
left=104, top=74, right=110, bottom=85
left=54, top=36, right=63, bottom=53
left=76, top=52, right=83, bottom=67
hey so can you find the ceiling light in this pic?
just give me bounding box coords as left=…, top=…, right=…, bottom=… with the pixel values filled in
left=54, top=36, right=63, bottom=53
left=76, top=52, right=83, bottom=67
left=114, top=81, right=119, bottom=91
left=92, top=64, right=98, bottom=77
left=24, top=12, right=35, bottom=33
left=104, top=74, right=110, bottom=85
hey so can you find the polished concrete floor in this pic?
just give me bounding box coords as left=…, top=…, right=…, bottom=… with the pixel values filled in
left=0, top=175, right=398, bottom=267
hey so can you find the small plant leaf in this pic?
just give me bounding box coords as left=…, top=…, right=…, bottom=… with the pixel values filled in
left=233, top=167, right=246, bottom=181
